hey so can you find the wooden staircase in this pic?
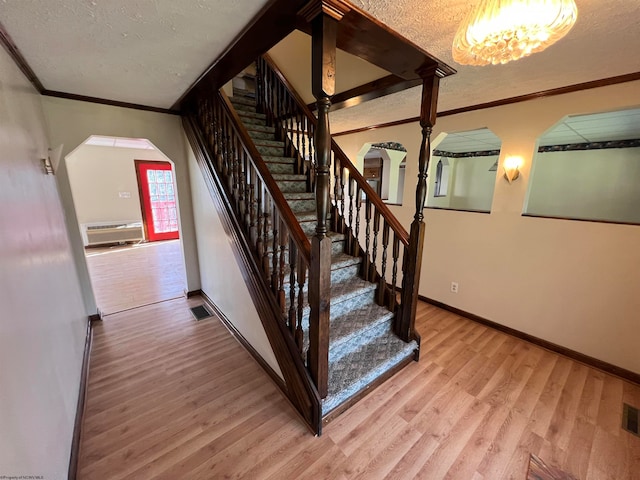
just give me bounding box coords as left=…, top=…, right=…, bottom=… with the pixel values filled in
left=181, top=0, right=454, bottom=435
left=230, top=85, right=419, bottom=415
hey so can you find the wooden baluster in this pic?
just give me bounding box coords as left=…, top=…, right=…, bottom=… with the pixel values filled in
left=262, top=195, right=271, bottom=280
left=295, top=109, right=302, bottom=173
left=363, top=197, right=372, bottom=281
left=296, top=256, right=306, bottom=355
left=390, top=235, right=399, bottom=312
left=237, top=141, right=245, bottom=218
left=378, top=220, right=389, bottom=305
left=306, top=7, right=341, bottom=399
left=244, top=152, right=251, bottom=229
left=301, top=116, right=307, bottom=177
left=371, top=209, right=380, bottom=282
left=256, top=58, right=263, bottom=114
left=354, top=185, right=361, bottom=257
left=278, top=219, right=288, bottom=313
left=270, top=205, right=278, bottom=292
left=332, top=153, right=339, bottom=231
left=339, top=165, right=346, bottom=232
left=288, top=238, right=297, bottom=334
left=249, top=167, right=257, bottom=246
left=399, top=69, right=440, bottom=342
left=256, top=180, right=264, bottom=255
left=347, top=176, right=355, bottom=254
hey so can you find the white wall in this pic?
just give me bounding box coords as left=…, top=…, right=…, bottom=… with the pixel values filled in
left=336, top=80, right=640, bottom=374
left=41, top=97, right=201, bottom=313
left=526, top=147, right=640, bottom=223
left=0, top=47, right=87, bottom=479
left=67, top=144, right=169, bottom=226
left=186, top=134, right=283, bottom=379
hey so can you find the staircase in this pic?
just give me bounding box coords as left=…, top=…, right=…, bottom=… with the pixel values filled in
left=183, top=52, right=437, bottom=434
left=230, top=86, right=418, bottom=414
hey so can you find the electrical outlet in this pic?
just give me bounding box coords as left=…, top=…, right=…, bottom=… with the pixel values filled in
left=451, top=282, right=459, bottom=293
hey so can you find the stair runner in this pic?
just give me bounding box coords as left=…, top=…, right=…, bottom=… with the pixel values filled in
left=230, top=87, right=418, bottom=414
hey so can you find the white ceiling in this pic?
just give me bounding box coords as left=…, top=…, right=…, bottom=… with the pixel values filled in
left=0, top=0, right=271, bottom=108
left=540, top=107, right=640, bottom=145
left=435, top=128, right=502, bottom=153
left=1, top=0, right=639, bottom=124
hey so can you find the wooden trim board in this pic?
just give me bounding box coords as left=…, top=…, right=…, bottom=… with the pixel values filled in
left=421, top=296, right=640, bottom=386
left=68, top=315, right=98, bottom=480
left=334, top=71, right=640, bottom=137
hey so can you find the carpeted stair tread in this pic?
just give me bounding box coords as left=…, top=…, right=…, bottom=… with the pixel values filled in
left=230, top=97, right=255, bottom=108
left=265, top=156, right=296, bottom=164
left=272, top=174, right=307, bottom=181
left=323, top=335, right=418, bottom=413
left=252, top=138, right=285, bottom=148
left=237, top=110, right=266, bottom=120
left=328, top=303, right=395, bottom=362
left=295, top=210, right=318, bottom=222
left=283, top=192, right=314, bottom=199
left=233, top=88, right=255, bottom=98
left=246, top=124, right=276, bottom=134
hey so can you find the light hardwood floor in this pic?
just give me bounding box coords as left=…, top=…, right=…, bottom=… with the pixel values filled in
left=78, top=299, right=640, bottom=479
left=85, top=240, right=187, bottom=315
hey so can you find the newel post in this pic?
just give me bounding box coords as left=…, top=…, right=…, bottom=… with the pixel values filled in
left=301, top=1, right=345, bottom=398
left=398, top=67, right=440, bottom=342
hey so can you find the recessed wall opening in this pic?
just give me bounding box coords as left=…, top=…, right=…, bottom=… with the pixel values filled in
left=358, top=141, right=408, bottom=205
left=66, top=135, right=188, bottom=315
left=426, top=127, right=501, bottom=213
left=524, top=107, right=640, bottom=225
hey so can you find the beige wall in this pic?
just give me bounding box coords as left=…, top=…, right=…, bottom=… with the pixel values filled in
left=526, top=147, right=640, bottom=223
left=186, top=135, right=283, bottom=378
left=335, top=80, right=640, bottom=374
left=0, top=47, right=87, bottom=479
left=41, top=98, right=201, bottom=313
left=67, top=144, right=169, bottom=227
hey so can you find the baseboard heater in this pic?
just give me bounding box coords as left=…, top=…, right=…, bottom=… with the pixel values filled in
left=81, top=221, right=144, bottom=247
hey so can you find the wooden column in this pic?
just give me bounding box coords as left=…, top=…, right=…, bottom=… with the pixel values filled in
left=302, top=1, right=343, bottom=399
left=398, top=67, right=440, bottom=342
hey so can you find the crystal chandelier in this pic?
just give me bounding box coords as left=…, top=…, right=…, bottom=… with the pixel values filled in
left=452, top=0, right=578, bottom=66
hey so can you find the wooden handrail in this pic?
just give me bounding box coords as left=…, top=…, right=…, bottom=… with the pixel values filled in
left=262, top=54, right=410, bottom=247
left=218, top=89, right=311, bottom=261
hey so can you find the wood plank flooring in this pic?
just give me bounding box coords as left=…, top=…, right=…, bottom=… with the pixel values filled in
left=78, top=299, right=640, bottom=479
left=85, top=240, right=186, bottom=315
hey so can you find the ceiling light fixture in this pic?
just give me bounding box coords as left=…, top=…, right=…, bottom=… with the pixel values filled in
left=452, top=0, right=578, bottom=66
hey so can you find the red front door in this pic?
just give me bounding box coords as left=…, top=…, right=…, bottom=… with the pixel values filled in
left=136, top=161, right=180, bottom=242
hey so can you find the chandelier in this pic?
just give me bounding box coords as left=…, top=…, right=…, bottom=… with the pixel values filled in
left=452, top=0, right=578, bottom=66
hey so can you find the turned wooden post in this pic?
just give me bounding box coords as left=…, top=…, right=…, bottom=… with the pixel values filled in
left=302, top=1, right=343, bottom=399
left=398, top=67, right=440, bottom=342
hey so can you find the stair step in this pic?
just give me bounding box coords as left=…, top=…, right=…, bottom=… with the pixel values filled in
left=266, top=162, right=296, bottom=175
left=248, top=130, right=274, bottom=141
left=286, top=196, right=315, bottom=212
left=230, top=101, right=256, bottom=113
left=257, top=145, right=285, bottom=157
left=329, top=303, right=395, bottom=363
left=323, top=335, right=418, bottom=414
left=238, top=111, right=266, bottom=121
left=247, top=124, right=276, bottom=134
left=273, top=174, right=307, bottom=193
left=230, top=95, right=255, bottom=107
left=233, top=88, right=255, bottom=99
left=265, top=156, right=295, bottom=164
left=254, top=138, right=285, bottom=148
left=238, top=115, right=267, bottom=127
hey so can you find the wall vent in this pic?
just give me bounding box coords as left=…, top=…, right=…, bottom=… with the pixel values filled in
left=622, top=403, right=639, bottom=437
left=82, top=222, right=144, bottom=246
left=190, top=305, right=212, bottom=321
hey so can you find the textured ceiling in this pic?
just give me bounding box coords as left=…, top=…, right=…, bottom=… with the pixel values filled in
left=0, top=0, right=271, bottom=108
left=1, top=0, right=639, bottom=122
left=329, top=0, right=640, bottom=132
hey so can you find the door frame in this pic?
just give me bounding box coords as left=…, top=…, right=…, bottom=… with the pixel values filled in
left=134, top=159, right=180, bottom=242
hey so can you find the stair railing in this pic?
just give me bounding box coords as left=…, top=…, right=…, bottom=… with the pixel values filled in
left=256, top=55, right=417, bottom=346
left=194, top=90, right=314, bottom=358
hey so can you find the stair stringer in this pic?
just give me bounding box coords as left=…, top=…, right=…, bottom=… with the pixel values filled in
left=183, top=115, right=322, bottom=434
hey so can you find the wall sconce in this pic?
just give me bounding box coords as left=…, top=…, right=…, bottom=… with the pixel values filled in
left=503, top=155, right=523, bottom=183
left=41, top=145, right=64, bottom=175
